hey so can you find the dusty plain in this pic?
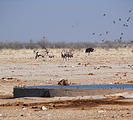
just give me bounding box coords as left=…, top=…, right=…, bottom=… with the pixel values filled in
left=0, top=48, right=133, bottom=120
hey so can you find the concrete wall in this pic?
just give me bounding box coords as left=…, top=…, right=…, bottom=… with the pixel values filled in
left=13, top=87, right=50, bottom=98
left=13, top=86, right=133, bottom=98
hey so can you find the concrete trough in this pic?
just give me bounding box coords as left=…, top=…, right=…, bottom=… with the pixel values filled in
left=13, top=84, right=133, bottom=98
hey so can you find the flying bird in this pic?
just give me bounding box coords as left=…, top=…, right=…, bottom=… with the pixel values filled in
left=72, top=25, right=74, bottom=28
left=106, top=31, right=109, bottom=34
left=119, top=18, right=121, bottom=21
left=126, top=24, right=128, bottom=27
left=127, top=17, right=131, bottom=22
left=121, top=33, right=123, bottom=35
left=120, top=37, right=122, bottom=40
left=129, top=9, right=132, bottom=13
left=103, top=13, right=106, bottom=16
left=102, top=39, right=105, bottom=42
left=123, top=24, right=128, bottom=27
left=113, top=21, right=116, bottom=24
left=99, top=33, right=102, bottom=36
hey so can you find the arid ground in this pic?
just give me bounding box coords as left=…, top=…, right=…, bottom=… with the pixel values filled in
left=0, top=48, right=133, bottom=120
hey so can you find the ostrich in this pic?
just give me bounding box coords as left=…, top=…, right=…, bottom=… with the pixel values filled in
left=85, top=48, right=94, bottom=56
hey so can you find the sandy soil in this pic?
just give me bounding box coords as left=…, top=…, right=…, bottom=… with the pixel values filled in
left=0, top=48, right=133, bottom=120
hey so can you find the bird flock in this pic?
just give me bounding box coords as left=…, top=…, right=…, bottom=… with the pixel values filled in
left=91, top=9, right=132, bottom=41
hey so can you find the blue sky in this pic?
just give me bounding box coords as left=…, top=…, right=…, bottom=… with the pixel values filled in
left=0, top=0, right=133, bottom=42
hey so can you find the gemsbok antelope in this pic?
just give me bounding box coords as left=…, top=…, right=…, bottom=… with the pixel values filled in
left=61, top=49, right=74, bottom=60
left=35, top=48, right=54, bottom=59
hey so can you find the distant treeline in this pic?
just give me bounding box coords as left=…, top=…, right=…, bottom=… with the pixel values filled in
left=0, top=39, right=133, bottom=49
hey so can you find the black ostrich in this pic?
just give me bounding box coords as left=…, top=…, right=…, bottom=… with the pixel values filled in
left=85, top=48, right=94, bottom=55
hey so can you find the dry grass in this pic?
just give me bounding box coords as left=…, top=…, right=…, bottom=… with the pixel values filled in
left=0, top=48, right=133, bottom=120
left=0, top=47, right=133, bottom=63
